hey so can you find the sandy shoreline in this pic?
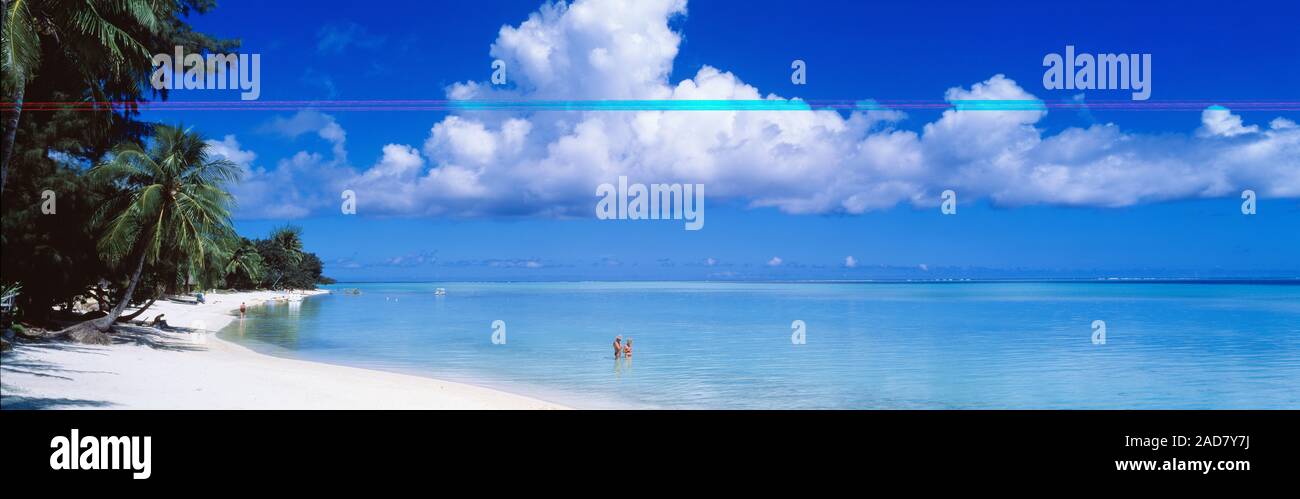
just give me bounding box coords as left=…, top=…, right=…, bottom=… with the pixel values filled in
left=0, top=290, right=567, bottom=410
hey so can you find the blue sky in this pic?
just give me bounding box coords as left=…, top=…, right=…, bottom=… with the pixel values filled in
left=143, top=0, right=1299, bottom=281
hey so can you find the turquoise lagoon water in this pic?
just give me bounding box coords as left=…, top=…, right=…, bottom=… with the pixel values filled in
left=219, top=281, right=1300, bottom=409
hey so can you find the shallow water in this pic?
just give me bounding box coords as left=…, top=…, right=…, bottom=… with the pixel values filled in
left=219, top=281, right=1300, bottom=409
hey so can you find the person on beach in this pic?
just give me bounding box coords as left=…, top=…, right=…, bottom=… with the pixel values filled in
left=623, top=338, right=633, bottom=359
left=613, top=335, right=623, bottom=359
left=240, top=302, right=246, bottom=317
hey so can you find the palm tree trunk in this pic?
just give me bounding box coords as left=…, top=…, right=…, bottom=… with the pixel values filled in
left=56, top=238, right=149, bottom=342
left=116, top=293, right=159, bottom=323
left=91, top=242, right=149, bottom=330
left=1, top=77, right=23, bottom=194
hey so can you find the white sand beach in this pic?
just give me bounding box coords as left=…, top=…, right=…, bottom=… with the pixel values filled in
left=0, top=290, right=566, bottom=410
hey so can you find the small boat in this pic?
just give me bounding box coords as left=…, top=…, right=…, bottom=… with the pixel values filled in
left=434, top=288, right=447, bottom=296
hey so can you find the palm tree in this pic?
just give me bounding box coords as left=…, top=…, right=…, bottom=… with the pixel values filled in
left=1, top=0, right=160, bottom=192
left=270, top=225, right=305, bottom=261
left=223, top=238, right=265, bottom=289
left=185, top=224, right=239, bottom=291
left=262, top=225, right=304, bottom=288
left=61, top=124, right=240, bottom=336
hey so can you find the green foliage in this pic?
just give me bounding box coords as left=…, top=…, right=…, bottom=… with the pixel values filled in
left=1, top=0, right=41, bottom=90
left=1, top=1, right=236, bottom=323
left=92, top=124, right=240, bottom=270
left=222, top=238, right=265, bottom=289
left=3, top=0, right=237, bottom=106
left=269, top=225, right=305, bottom=265
left=1, top=141, right=114, bottom=319
left=246, top=225, right=328, bottom=290
left=281, top=252, right=324, bottom=290
left=2, top=0, right=157, bottom=94
left=1, top=1, right=331, bottom=318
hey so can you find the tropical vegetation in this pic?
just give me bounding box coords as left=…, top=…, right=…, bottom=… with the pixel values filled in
left=1, top=1, right=331, bottom=340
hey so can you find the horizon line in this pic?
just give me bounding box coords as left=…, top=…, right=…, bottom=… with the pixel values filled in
left=320, top=277, right=1300, bottom=285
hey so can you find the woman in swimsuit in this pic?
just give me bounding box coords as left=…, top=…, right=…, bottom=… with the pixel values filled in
left=623, top=338, right=633, bottom=359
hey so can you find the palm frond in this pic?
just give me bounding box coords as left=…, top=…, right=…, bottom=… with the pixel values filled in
left=2, top=0, right=41, bottom=89
left=63, top=0, right=152, bottom=66
left=91, top=125, right=238, bottom=277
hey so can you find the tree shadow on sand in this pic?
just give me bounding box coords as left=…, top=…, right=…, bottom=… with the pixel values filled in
left=0, top=324, right=209, bottom=409
left=0, top=395, right=114, bottom=410
left=1, top=344, right=116, bottom=378
left=0, top=354, right=116, bottom=409
left=108, top=324, right=209, bottom=352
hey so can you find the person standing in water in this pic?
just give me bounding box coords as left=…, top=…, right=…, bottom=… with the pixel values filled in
left=240, top=302, right=247, bottom=318
left=613, top=335, right=623, bottom=359
left=622, top=338, right=633, bottom=372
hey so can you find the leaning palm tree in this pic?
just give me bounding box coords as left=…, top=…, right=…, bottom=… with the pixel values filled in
left=1, top=0, right=161, bottom=192
left=59, top=124, right=240, bottom=338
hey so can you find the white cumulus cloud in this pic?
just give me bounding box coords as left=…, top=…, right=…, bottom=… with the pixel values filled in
left=221, top=0, right=1300, bottom=219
